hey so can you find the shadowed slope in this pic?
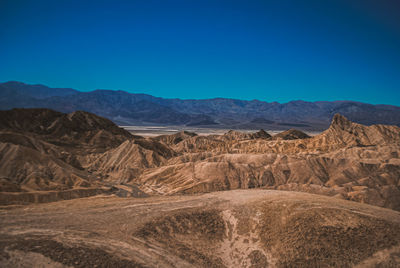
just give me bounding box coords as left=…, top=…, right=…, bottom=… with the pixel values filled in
left=272, top=129, right=310, bottom=140
left=0, top=108, right=132, bottom=148
left=0, top=108, right=134, bottom=194
left=0, top=142, right=93, bottom=191
left=155, top=131, right=198, bottom=145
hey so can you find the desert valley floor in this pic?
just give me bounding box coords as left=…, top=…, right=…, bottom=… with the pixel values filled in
left=0, top=108, right=400, bottom=267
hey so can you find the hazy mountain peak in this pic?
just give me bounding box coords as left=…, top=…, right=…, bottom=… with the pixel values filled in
left=1, top=81, right=400, bottom=130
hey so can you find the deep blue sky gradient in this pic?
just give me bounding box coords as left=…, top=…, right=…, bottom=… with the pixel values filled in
left=1, top=0, right=400, bottom=105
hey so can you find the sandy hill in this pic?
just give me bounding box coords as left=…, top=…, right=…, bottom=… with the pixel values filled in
left=1, top=190, right=400, bottom=267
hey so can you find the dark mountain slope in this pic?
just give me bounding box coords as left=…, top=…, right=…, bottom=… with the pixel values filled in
left=273, top=129, right=311, bottom=140
left=0, top=81, right=78, bottom=99
left=0, top=108, right=132, bottom=147
left=0, top=108, right=137, bottom=192
left=35, top=90, right=192, bottom=124
left=1, top=81, right=399, bottom=129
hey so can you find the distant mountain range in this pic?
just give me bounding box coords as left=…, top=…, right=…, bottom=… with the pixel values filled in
left=1, top=81, right=399, bottom=130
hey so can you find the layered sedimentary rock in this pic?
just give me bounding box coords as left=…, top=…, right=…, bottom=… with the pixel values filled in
left=115, top=114, right=400, bottom=210
left=1, top=109, right=399, bottom=212
left=0, top=108, right=133, bottom=192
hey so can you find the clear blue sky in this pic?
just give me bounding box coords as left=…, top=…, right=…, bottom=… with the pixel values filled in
left=1, top=0, right=400, bottom=105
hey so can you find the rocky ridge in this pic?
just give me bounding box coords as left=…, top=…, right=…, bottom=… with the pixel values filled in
left=0, top=109, right=399, bottom=212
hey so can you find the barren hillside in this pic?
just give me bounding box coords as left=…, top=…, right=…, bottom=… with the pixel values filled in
left=1, top=190, right=400, bottom=267
left=92, top=114, right=400, bottom=210
left=1, top=109, right=400, bottom=212
left=1, top=108, right=400, bottom=267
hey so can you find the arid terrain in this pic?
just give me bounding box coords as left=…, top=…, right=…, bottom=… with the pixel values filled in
left=2, top=190, right=400, bottom=267
left=1, top=108, right=400, bottom=267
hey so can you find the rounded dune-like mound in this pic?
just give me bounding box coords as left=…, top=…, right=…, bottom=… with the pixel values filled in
left=1, top=190, right=400, bottom=267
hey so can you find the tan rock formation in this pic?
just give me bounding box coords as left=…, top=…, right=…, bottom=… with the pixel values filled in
left=1, top=110, right=399, bottom=212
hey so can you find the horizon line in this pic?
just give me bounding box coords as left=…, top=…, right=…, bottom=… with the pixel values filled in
left=2, top=80, right=399, bottom=107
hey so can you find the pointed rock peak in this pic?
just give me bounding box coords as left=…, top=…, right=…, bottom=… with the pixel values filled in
left=181, top=130, right=197, bottom=137
left=255, top=129, right=272, bottom=138
left=223, top=130, right=247, bottom=139
left=225, top=130, right=241, bottom=136
left=330, top=114, right=352, bottom=130
left=273, top=129, right=310, bottom=140
left=286, top=129, right=309, bottom=136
